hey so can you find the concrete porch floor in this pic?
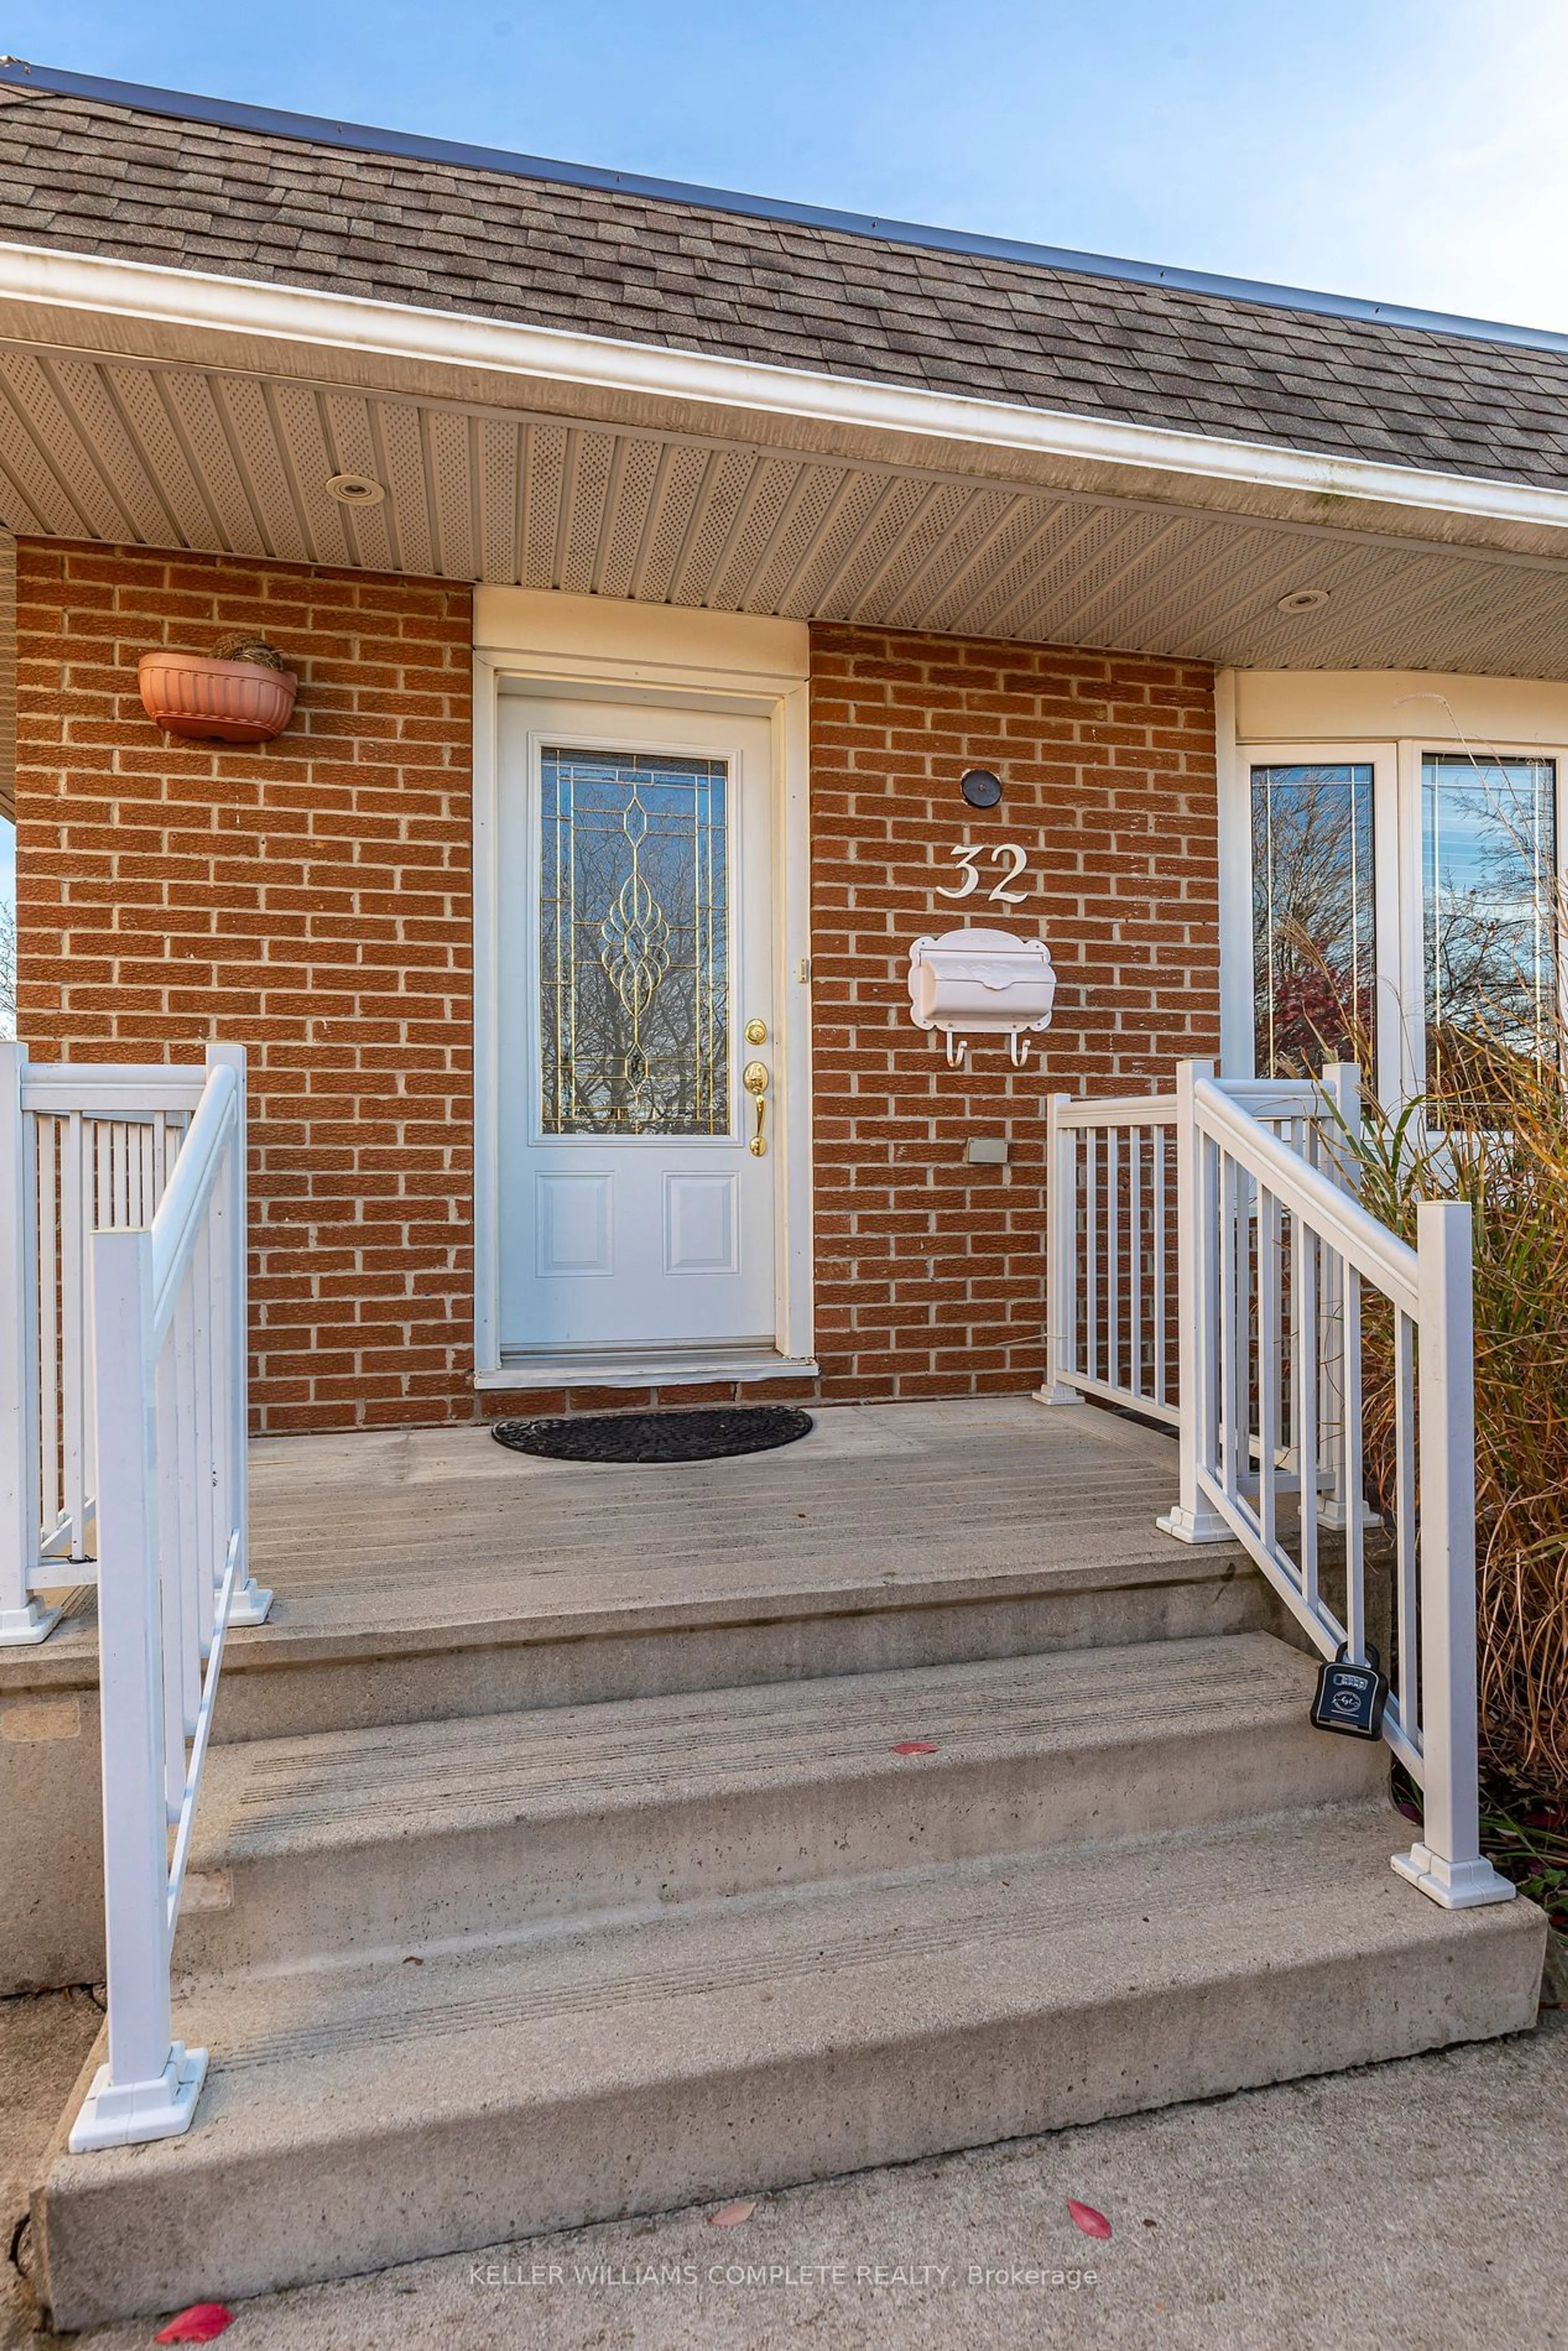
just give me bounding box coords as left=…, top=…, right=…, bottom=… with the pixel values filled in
left=243, top=1396, right=1228, bottom=1643
left=11, top=1397, right=1236, bottom=1672
left=9, top=1397, right=1279, bottom=1748
left=207, top=1395, right=1269, bottom=1733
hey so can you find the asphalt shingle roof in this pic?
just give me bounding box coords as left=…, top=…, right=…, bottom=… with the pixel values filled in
left=4, top=81, right=1568, bottom=493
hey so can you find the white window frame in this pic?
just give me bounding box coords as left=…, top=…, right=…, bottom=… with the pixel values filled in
left=1233, top=739, right=1401, bottom=1100
left=1394, top=738, right=1568, bottom=1107
left=1221, top=682, right=1568, bottom=1107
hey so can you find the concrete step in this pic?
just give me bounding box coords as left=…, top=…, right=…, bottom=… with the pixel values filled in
left=208, top=1544, right=1277, bottom=1743
left=213, top=1402, right=1278, bottom=1736
left=0, top=1414, right=1251, bottom=1745
left=4, top=1496, right=1277, bottom=1753
left=39, top=1802, right=1546, bottom=2328
left=174, top=1632, right=1383, bottom=1977
left=0, top=1398, right=1290, bottom=1997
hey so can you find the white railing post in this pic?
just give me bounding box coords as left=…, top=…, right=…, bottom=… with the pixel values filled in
left=1391, top=1201, right=1514, bottom=1909
left=68, top=1226, right=207, bottom=2151
left=1317, top=1060, right=1362, bottom=1173
left=0, top=1041, right=57, bottom=1643
left=1158, top=1058, right=1230, bottom=1543
left=205, top=1044, right=268, bottom=1627
left=1036, top=1091, right=1084, bottom=1406
left=1316, top=1060, right=1363, bottom=1533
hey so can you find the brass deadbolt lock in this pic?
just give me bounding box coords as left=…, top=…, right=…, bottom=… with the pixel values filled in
left=744, top=1017, right=767, bottom=1045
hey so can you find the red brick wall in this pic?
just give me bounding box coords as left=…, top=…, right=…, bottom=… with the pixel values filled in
left=15, top=541, right=474, bottom=1432
left=14, top=557, right=1222, bottom=1430
left=809, top=626, right=1221, bottom=1403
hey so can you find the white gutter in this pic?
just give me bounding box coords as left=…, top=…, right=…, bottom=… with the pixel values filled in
left=5, top=238, right=1568, bottom=539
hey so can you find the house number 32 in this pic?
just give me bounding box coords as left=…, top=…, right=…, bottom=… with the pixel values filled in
left=936, top=839, right=1034, bottom=905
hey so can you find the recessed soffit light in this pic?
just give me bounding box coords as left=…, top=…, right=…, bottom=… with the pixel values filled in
left=1277, top=586, right=1331, bottom=613
left=326, top=473, right=386, bottom=507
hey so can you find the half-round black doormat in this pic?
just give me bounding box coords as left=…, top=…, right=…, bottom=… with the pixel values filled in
left=492, top=1405, right=814, bottom=1465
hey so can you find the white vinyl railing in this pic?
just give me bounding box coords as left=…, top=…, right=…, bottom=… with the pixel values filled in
left=70, top=1046, right=271, bottom=2148
left=0, top=1045, right=270, bottom=2148
left=1041, top=1064, right=1359, bottom=1430
left=1045, top=1057, right=1513, bottom=1912
left=1, top=1044, right=265, bottom=1648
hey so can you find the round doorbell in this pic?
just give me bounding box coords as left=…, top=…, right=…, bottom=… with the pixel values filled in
left=960, top=768, right=1003, bottom=810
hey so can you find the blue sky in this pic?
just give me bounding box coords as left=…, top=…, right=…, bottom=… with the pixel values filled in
left=7, top=1, right=1568, bottom=329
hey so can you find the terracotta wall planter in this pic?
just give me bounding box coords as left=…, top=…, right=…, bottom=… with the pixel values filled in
left=138, top=650, right=298, bottom=744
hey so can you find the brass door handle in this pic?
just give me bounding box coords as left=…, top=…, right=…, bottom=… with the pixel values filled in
left=743, top=1060, right=769, bottom=1156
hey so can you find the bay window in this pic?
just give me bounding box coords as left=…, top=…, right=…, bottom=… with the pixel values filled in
left=1234, top=715, right=1565, bottom=1107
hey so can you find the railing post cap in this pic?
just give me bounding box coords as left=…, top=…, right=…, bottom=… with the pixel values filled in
left=1417, top=1196, right=1472, bottom=1226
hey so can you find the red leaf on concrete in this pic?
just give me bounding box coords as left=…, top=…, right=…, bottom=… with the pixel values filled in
left=155, top=2308, right=233, bottom=2344
left=708, top=2200, right=757, bottom=2227
left=893, top=1741, right=939, bottom=1755
left=1068, top=2199, right=1112, bottom=2240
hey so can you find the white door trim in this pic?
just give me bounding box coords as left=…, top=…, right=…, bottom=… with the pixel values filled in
left=471, top=590, right=813, bottom=1388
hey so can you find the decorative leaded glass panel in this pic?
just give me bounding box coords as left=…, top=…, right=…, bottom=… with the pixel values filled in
left=539, top=748, right=730, bottom=1136
left=1423, top=752, right=1557, bottom=1099
left=1252, top=763, right=1376, bottom=1078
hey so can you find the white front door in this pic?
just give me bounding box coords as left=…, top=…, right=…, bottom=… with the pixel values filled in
left=496, top=694, right=777, bottom=1356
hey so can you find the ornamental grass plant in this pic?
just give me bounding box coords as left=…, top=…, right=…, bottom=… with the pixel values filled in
left=1336, top=1017, right=1568, bottom=1807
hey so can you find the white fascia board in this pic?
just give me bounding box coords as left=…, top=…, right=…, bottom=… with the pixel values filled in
left=5, top=238, right=1568, bottom=540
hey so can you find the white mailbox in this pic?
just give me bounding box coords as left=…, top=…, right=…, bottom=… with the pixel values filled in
left=907, top=926, right=1057, bottom=1066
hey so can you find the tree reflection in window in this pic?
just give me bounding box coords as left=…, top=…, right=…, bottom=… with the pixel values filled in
left=539, top=748, right=729, bottom=1137
left=1252, top=764, right=1376, bottom=1080
left=1423, top=753, right=1557, bottom=1104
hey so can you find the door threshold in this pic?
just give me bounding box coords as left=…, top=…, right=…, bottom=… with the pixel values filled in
left=476, top=1349, right=819, bottom=1394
